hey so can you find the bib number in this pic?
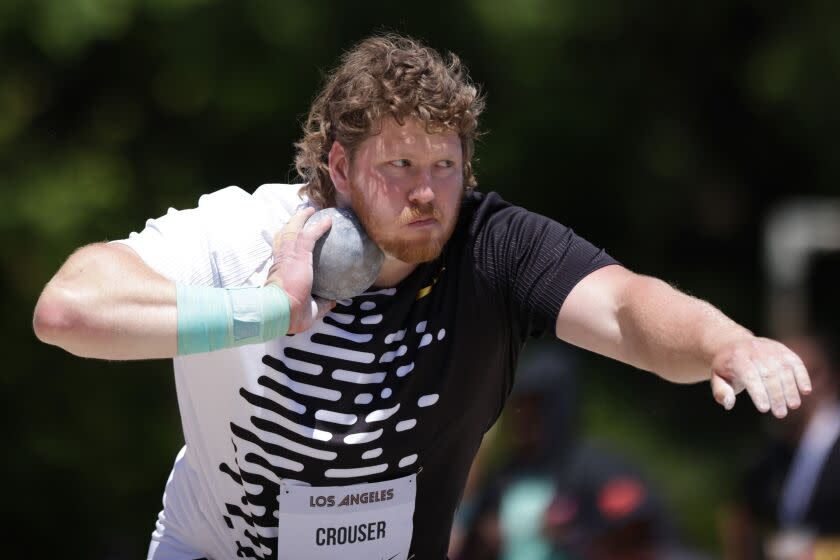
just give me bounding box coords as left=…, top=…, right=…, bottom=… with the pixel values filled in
left=276, top=474, right=416, bottom=559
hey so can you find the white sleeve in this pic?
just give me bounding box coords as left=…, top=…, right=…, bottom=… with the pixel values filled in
left=113, top=184, right=305, bottom=288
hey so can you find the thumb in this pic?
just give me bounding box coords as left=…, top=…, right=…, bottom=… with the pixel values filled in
left=312, top=297, right=336, bottom=322
left=711, top=374, right=737, bottom=411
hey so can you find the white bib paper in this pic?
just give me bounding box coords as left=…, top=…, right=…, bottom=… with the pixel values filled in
left=276, top=474, right=416, bottom=560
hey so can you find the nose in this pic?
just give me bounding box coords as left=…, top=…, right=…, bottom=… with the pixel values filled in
left=407, top=170, right=435, bottom=205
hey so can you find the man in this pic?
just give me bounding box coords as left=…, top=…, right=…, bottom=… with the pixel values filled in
left=33, top=34, right=811, bottom=560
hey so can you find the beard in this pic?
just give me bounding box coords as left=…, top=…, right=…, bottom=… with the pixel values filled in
left=349, top=183, right=460, bottom=264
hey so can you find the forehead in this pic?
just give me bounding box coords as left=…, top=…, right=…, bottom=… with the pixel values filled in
left=359, top=117, right=461, bottom=157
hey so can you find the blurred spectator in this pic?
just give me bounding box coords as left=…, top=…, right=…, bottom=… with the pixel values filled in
left=722, top=332, right=840, bottom=559
left=542, top=446, right=708, bottom=560
left=453, top=343, right=580, bottom=560
left=453, top=344, right=704, bottom=560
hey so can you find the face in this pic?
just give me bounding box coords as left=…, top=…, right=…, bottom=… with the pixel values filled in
left=340, top=117, right=464, bottom=263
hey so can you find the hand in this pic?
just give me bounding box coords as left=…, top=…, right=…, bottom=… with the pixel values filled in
left=266, top=207, right=335, bottom=333
left=710, top=337, right=812, bottom=417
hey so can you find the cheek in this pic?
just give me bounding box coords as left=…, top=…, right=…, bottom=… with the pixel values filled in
left=440, top=177, right=464, bottom=205
left=368, top=170, right=409, bottom=202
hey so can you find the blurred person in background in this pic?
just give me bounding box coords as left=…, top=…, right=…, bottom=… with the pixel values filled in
left=542, top=451, right=709, bottom=560
left=453, top=344, right=581, bottom=560
left=456, top=344, right=705, bottom=560
left=722, top=331, right=840, bottom=559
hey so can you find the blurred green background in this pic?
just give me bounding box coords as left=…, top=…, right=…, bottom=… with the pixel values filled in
left=4, top=0, right=838, bottom=557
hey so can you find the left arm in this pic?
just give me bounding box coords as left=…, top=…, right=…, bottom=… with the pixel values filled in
left=555, top=264, right=811, bottom=417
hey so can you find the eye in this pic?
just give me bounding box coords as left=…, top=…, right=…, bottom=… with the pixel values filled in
left=436, top=160, right=455, bottom=168
left=391, top=159, right=410, bottom=168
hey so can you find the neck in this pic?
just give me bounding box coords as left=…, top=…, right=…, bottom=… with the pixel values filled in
left=374, top=255, right=419, bottom=288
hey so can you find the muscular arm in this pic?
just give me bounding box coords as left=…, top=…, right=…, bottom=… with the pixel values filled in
left=556, top=264, right=812, bottom=416
left=33, top=242, right=178, bottom=360
left=33, top=207, right=332, bottom=361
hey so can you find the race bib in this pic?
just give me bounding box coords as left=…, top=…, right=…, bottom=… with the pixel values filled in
left=276, top=474, right=416, bottom=560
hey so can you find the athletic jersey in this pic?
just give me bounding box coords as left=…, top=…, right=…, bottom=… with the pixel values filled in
left=116, top=183, right=617, bottom=560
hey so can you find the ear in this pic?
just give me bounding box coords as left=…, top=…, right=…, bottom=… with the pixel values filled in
left=328, top=141, right=350, bottom=197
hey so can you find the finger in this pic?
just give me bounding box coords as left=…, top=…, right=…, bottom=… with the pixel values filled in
left=784, top=351, right=812, bottom=395
left=773, top=356, right=802, bottom=410
left=297, top=214, right=333, bottom=253
left=288, top=298, right=320, bottom=334
left=286, top=206, right=317, bottom=231
left=711, top=375, right=737, bottom=410
left=312, top=297, right=336, bottom=321
left=752, top=357, right=787, bottom=418
left=729, top=374, right=746, bottom=395
left=727, top=352, right=771, bottom=413
left=274, top=208, right=316, bottom=255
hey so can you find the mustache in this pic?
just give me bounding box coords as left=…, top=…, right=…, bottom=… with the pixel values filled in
left=397, top=204, right=441, bottom=226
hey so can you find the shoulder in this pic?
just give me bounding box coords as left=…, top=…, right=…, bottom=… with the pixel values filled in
left=193, top=183, right=307, bottom=247
left=458, top=189, right=515, bottom=232
left=199, top=183, right=305, bottom=228
left=457, top=189, right=559, bottom=242
left=198, top=183, right=307, bottom=286
left=459, top=189, right=513, bottom=223
left=250, top=183, right=309, bottom=214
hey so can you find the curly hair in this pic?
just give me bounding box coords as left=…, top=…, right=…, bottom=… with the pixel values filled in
left=295, top=33, right=485, bottom=208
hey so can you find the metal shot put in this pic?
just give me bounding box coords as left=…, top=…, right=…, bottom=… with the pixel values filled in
left=34, top=33, right=813, bottom=560
left=307, top=207, right=384, bottom=301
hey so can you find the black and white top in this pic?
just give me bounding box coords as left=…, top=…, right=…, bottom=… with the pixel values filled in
left=117, top=183, right=617, bottom=560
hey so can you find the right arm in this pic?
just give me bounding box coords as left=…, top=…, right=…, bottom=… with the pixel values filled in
left=33, top=242, right=178, bottom=360
left=33, top=207, right=333, bottom=361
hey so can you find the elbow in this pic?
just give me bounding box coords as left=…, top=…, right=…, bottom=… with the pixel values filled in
left=33, top=243, right=112, bottom=348
left=33, top=285, right=82, bottom=346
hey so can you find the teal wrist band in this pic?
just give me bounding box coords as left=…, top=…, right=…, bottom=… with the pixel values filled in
left=251, top=284, right=291, bottom=342
left=176, top=284, right=290, bottom=356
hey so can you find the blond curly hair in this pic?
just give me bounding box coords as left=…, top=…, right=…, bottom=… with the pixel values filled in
left=295, top=33, right=485, bottom=208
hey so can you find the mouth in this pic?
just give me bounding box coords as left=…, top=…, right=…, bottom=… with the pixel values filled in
left=407, top=217, right=438, bottom=227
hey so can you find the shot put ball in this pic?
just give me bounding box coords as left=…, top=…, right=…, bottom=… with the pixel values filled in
left=306, top=207, right=385, bottom=300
